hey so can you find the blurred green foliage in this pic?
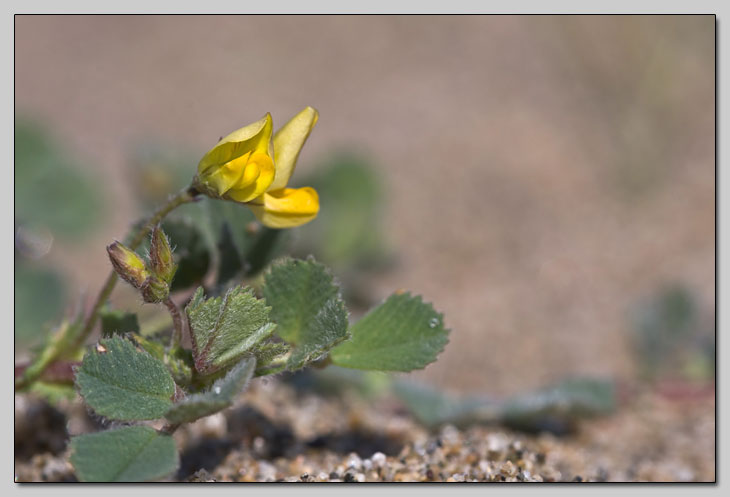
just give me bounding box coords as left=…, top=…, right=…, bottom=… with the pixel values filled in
left=294, top=367, right=615, bottom=435
left=16, top=115, right=109, bottom=346
left=294, top=155, right=388, bottom=268
left=15, top=117, right=104, bottom=239
left=631, top=284, right=714, bottom=382
left=15, top=260, right=66, bottom=345
left=127, top=142, right=195, bottom=210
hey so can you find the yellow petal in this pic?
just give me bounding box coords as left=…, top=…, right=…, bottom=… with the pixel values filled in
left=270, top=107, right=319, bottom=191
left=198, top=113, right=273, bottom=175
left=226, top=152, right=275, bottom=203
left=203, top=152, right=249, bottom=195
left=247, top=187, right=320, bottom=229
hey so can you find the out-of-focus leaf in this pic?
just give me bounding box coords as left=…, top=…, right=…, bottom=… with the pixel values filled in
left=15, top=117, right=104, bottom=239
left=70, top=426, right=178, bottom=482
left=392, top=380, right=497, bottom=428
left=100, top=308, right=140, bottom=338
left=631, top=285, right=709, bottom=380
left=499, top=378, right=615, bottom=434
left=15, top=261, right=66, bottom=345
left=27, top=381, right=76, bottom=404
left=126, top=141, right=195, bottom=209
left=160, top=217, right=211, bottom=292
left=206, top=199, right=288, bottom=280
left=216, top=222, right=243, bottom=284
left=296, top=155, right=387, bottom=266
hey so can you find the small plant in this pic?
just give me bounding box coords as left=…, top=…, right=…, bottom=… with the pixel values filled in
left=15, top=107, right=450, bottom=482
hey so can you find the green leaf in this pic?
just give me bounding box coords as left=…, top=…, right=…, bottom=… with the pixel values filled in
left=70, top=426, right=178, bottom=482
left=75, top=336, right=175, bottom=420
left=100, top=308, right=140, bottom=338
left=165, top=357, right=256, bottom=424
left=127, top=333, right=193, bottom=386
left=330, top=292, right=449, bottom=371
left=263, top=258, right=349, bottom=370
left=186, top=286, right=276, bottom=375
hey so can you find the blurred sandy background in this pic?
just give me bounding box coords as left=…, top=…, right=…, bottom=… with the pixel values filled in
left=15, top=15, right=714, bottom=395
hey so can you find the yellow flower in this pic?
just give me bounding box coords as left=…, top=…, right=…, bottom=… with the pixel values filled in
left=194, top=107, right=320, bottom=228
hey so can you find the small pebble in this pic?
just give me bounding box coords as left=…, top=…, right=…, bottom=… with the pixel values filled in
left=371, top=452, right=387, bottom=468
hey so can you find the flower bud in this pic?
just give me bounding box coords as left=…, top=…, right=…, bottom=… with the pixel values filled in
left=107, top=242, right=149, bottom=289
left=149, top=225, right=177, bottom=284
left=140, top=275, right=170, bottom=304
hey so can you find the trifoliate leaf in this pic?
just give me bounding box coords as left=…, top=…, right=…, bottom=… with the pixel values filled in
left=75, top=336, right=175, bottom=420
left=330, top=292, right=449, bottom=371
left=70, top=426, right=178, bottom=482
left=165, top=357, right=256, bottom=424
left=186, top=286, right=275, bottom=375
left=263, top=258, right=349, bottom=371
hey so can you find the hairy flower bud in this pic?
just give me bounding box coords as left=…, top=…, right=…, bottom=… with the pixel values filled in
left=149, top=225, right=177, bottom=284
left=107, top=242, right=149, bottom=289
left=140, top=275, right=170, bottom=304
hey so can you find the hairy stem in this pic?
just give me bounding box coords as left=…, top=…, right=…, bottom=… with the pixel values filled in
left=164, top=297, right=185, bottom=349
left=15, top=185, right=199, bottom=391
left=160, top=422, right=181, bottom=435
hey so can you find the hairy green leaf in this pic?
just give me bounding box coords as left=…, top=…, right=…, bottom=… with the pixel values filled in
left=70, top=426, right=178, bottom=482
left=186, top=286, right=275, bottom=375
left=75, top=336, right=175, bottom=420
left=253, top=342, right=291, bottom=376
left=263, top=258, right=349, bottom=370
left=330, top=292, right=449, bottom=371
left=165, top=357, right=256, bottom=424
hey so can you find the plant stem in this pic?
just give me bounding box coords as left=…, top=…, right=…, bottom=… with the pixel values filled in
left=15, top=185, right=199, bottom=391
left=160, top=422, right=181, bottom=435
left=72, top=186, right=198, bottom=351
left=164, top=297, right=184, bottom=348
